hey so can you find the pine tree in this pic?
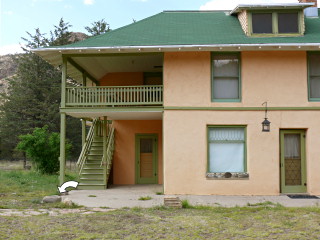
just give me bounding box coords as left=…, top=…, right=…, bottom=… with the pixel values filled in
left=0, top=19, right=82, bottom=159
left=85, top=19, right=110, bottom=36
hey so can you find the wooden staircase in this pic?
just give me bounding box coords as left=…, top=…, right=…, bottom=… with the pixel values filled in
left=77, top=119, right=115, bottom=190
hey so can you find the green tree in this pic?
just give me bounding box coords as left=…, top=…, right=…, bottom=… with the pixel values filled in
left=85, top=19, right=110, bottom=36
left=17, top=126, right=71, bottom=174
left=0, top=19, right=82, bottom=160
left=50, top=18, right=73, bottom=45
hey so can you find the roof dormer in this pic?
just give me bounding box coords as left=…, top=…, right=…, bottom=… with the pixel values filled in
left=230, top=3, right=315, bottom=37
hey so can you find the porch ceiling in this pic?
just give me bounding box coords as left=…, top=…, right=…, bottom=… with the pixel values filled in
left=64, top=109, right=163, bottom=120
left=72, top=54, right=163, bottom=81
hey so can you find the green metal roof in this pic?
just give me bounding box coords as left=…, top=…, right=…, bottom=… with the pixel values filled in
left=55, top=10, right=320, bottom=48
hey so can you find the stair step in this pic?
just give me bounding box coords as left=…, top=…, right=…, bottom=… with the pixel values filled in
left=77, top=184, right=106, bottom=190
left=80, top=173, right=104, bottom=178
left=79, top=179, right=105, bottom=184
left=87, top=156, right=102, bottom=161
left=85, top=164, right=101, bottom=167
left=82, top=169, right=104, bottom=174
left=85, top=163, right=101, bottom=166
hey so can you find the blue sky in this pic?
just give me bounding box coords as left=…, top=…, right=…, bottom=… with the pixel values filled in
left=0, top=0, right=299, bottom=55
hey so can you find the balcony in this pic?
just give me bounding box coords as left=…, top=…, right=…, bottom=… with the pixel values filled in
left=65, top=85, right=163, bottom=107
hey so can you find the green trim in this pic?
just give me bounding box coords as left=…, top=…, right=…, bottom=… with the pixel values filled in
left=60, top=107, right=163, bottom=114
left=247, top=10, right=303, bottom=37
left=207, top=125, right=247, bottom=173
left=61, top=56, right=67, bottom=108
left=280, top=129, right=307, bottom=193
left=59, top=113, right=66, bottom=185
left=164, top=106, right=320, bottom=111
left=64, top=53, right=163, bottom=58
left=211, top=52, right=241, bottom=102
left=66, top=57, right=98, bottom=85
left=307, top=52, right=320, bottom=102
left=135, top=134, right=158, bottom=184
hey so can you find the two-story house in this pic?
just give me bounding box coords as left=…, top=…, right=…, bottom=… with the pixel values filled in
left=33, top=0, right=320, bottom=195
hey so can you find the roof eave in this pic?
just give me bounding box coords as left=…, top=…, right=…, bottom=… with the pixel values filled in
left=230, top=3, right=315, bottom=15
left=32, top=43, right=320, bottom=54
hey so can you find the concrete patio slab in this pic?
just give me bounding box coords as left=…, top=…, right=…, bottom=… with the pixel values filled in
left=64, top=185, right=320, bottom=208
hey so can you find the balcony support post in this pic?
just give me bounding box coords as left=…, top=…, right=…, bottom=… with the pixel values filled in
left=59, top=56, right=67, bottom=185
left=82, top=73, right=87, bottom=87
left=59, top=112, right=66, bottom=186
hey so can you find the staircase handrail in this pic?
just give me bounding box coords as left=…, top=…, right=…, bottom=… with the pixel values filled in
left=100, top=125, right=115, bottom=168
left=77, top=118, right=98, bottom=174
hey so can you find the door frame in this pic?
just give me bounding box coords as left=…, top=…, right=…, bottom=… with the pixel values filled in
left=280, top=129, right=307, bottom=193
left=135, top=134, right=158, bottom=184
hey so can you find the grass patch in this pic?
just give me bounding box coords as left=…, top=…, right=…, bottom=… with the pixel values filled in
left=88, top=195, right=97, bottom=197
left=155, top=191, right=163, bottom=195
left=0, top=169, right=78, bottom=209
left=1, top=207, right=320, bottom=239
left=138, top=196, right=152, bottom=201
left=181, top=199, right=192, bottom=208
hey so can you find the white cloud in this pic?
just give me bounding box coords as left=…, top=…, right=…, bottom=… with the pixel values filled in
left=0, top=44, right=25, bottom=56
left=200, top=0, right=299, bottom=10
left=83, top=0, right=94, bottom=5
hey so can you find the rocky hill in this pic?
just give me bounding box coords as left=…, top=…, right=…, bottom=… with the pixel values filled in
left=0, top=54, right=18, bottom=95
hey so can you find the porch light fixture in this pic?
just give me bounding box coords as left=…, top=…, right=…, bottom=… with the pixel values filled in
left=262, top=102, right=271, bottom=132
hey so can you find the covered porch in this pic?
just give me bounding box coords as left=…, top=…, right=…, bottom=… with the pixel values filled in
left=56, top=52, right=164, bottom=188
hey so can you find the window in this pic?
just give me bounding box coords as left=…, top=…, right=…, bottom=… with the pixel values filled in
left=212, top=54, right=240, bottom=102
left=208, top=127, right=246, bottom=173
left=252, top=13, right=272, bottom=34
left=278, top=13, right=299, bottom=34
left=250, top=11, right=300, bottom=36
left=308, top=53, right=320, bottom=101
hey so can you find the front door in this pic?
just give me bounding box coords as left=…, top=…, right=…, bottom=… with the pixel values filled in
left=135, top=134, right=158, bottom=184
left=280, top=130, right=307, bottom=193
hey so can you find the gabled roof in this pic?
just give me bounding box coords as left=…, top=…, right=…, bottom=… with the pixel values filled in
left=37, top=9, right=320, bottom=50
left=33, top=9, right=320, bottom=80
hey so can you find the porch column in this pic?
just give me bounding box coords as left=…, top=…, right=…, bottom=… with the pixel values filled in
left=59, top=112, right=66, bottom=185
left=81, top=119, right=86, bottom=147
left=59, top=56, right=67, bottom=185
left=82, top=73, right=87, bottom=86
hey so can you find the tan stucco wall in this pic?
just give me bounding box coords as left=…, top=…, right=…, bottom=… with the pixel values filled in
left=113, top=120, right=163, bottom=185
left=99, top=72, right=143, bottom=86
left=164, top=51, right=318, bottom=108
left=163, top=110, right=320, bottom=195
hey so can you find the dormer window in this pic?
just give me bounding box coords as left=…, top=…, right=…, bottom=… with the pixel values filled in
left=230, top=3, right=314, bottom=37
left=252, top=13, right=272, bottom=33
left=250, top=11, right=301, bottom=36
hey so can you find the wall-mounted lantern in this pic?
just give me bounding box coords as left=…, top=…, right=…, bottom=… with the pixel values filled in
left=262, top=102, right=271, bottom=132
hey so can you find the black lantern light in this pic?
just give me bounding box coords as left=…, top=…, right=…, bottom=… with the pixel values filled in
left=262, top=102, right=271, bottom=132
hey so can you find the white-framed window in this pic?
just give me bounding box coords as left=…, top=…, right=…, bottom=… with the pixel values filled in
left=208, top=126, right=246, bottom=173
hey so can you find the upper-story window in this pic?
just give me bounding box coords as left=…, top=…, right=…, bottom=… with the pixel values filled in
left=211, top=53, right=241, bottom=102
left=250, top=11, right=301, bottom=36
left=308, top=53, right=320, bottom=101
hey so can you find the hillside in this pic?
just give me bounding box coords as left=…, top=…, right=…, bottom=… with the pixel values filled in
left=0, top=54, right=18, bottom=95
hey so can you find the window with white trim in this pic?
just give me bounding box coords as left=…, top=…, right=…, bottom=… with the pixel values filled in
left=208, top=127, right=246, bottom=173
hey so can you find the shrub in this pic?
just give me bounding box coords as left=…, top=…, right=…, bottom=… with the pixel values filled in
left=17, top=126, right=71, bottom=174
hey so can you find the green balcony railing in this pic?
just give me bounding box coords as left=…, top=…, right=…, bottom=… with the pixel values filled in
left=66, top=85, right=163, bottom=107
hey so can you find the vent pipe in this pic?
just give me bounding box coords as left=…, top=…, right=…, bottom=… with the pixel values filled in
left=299, top=0, right=318, bottom=17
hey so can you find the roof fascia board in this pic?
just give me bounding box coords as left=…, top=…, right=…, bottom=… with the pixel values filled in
left=230, top=3, right=314, bottom=15
left=33, top=43, right=320, bottom=54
